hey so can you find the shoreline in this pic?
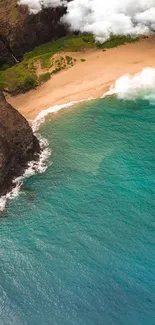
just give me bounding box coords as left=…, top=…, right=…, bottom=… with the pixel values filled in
left=7, top=38, right=155, bottom=121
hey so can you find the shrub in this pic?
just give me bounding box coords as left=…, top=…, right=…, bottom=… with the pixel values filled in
left=2, top=60, right=38, bottom=93
left=97, top=34, right=138, bottom=49
left=39, top=72, right=51, bottom=84
left=65, top=56, right=72, bottom=65
left=40, top=54, right=52, bottom=69
left=20, top=75, right=38, bottom=91
left=0, top=63, right=13, bottom=71
left=82, top=34, right=95, bottom=44
left=0, top=71, right=5, bottom=89
left=51, top=67, right=61, bottom=74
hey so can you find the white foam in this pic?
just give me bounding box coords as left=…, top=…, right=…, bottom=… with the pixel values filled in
left=0, top=183, right=22, bottom=212
left=33, top=97, right=95, bottom=131
left=104, top=67, right=155, bottom=102
left=0, top=96, right=96, bottom=211
left=0, top=137, right=51, bottom=212
left=33, top=101, right=76, bottom=131
left=2, top=67, right=155, bottom=211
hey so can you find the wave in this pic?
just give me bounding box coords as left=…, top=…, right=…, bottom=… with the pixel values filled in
left=2, top=67, right=155, bottom=210
left=32, top=97, right=95, bottom=131
left=104, top=68, right=155, bottom=103
left=0, top=137, right=51, bottom=212
left=0, top=97, right=96, bottom=211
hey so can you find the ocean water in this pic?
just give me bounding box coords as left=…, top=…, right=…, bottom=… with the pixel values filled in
left=0, top=97, right=155, bottom=325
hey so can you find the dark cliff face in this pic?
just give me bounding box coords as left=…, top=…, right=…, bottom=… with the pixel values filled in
left=12, top=6, right=68, bottom=59
left=0, top=91, right=40, bottom=196
left=0, top=1, right=68, bottom=65
left=0, top=39, right=15, bottom=66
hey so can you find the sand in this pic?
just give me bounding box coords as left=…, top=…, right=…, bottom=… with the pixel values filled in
left=7, top=38, right=155, bottom=120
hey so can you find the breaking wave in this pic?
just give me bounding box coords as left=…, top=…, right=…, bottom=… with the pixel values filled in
left=0, top=97, right=95, bottom=211
left=32, top=97, right=95, bottom=131
left=0, top=137, right=51, bottom=212
left=2, top=66, right=155, bottom=211
left=104, top=67, right=155, bottom=103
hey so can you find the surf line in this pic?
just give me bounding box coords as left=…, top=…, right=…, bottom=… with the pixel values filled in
left=0, top=137, right=51, bottom=212
left=0, top=91, right=113, bottom=211
left=32, top=97, right=97, bottom=131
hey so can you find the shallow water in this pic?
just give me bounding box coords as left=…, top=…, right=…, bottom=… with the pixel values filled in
left=0, top=97, right=155, bottom=325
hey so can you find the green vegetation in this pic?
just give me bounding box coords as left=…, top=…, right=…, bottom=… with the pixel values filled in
left=24, top=34, right=96, bottom=62
left=80, top=58, right=86, bottom=62
left=51, top=67, right=62, bottom=75
left=39, top=72, right=51, bottom=84
left=40, top=54, right=52, bottom=69
left=0, top=34, right=138, bottom=94
left=0, top=63, right=14, bottom=71
left=0, top=72, right=5, bottom=90
left=51, top=55, right=74, bottom=74
left=65, top=55, right=74, bottom=65
left=96, top=34, right=138, bottom=49
left=0, top=60, right=38, bottom=93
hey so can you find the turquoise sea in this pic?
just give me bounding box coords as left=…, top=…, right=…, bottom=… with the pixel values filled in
left=0, top=97, right=155, bottom=325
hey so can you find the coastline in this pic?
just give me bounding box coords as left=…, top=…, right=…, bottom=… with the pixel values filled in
left=7, top=38, right=155, bottom=121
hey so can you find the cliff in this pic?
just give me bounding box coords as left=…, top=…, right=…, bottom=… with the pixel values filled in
left=0, top=91, right=40, bottom=196
left=0, top=0, right=68, bottom=66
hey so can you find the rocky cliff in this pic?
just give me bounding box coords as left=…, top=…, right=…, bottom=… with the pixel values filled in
left=0, top=91, right=40, bottom=196
left=0, top=38, right=15, bottom=66
left=0, top=0, right=68, bottom=66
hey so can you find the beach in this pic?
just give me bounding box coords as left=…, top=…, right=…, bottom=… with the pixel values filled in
left=7, top=38, right=155, bottom=120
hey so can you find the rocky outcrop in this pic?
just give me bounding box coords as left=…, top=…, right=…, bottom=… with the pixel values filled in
left=0, top=38, right=15, bottom=66
left=0, top=1, right=68, bottom=66
left=0, top=91, right=40, bottom=196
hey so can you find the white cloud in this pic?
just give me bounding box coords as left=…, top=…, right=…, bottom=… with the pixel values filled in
left=18, top=0, right=155, bottom=41
left=18, top=0, right=65, bottom=14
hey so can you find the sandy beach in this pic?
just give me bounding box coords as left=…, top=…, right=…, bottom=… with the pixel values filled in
left=7, top=38, right=155, bottom=120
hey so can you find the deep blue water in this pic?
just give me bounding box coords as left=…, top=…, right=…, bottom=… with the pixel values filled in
left=0, top=97, right=155, bottom=325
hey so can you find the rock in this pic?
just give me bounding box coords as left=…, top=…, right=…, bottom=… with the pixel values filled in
left=0, top=1, right=68, bottom=65
left=0, top=39, right=14, bottom=66
left=0, top=91, right=40, bottom=196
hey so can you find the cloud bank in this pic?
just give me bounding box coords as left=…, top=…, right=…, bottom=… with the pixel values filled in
left=18, top=0, right=65, bottom=14
left=106, top=68, right=155, bottom=102
left=18, top=0, right=155, bottom=41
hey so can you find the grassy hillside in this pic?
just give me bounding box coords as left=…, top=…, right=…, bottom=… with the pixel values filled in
left=0, top=34, right=138, bottom=94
